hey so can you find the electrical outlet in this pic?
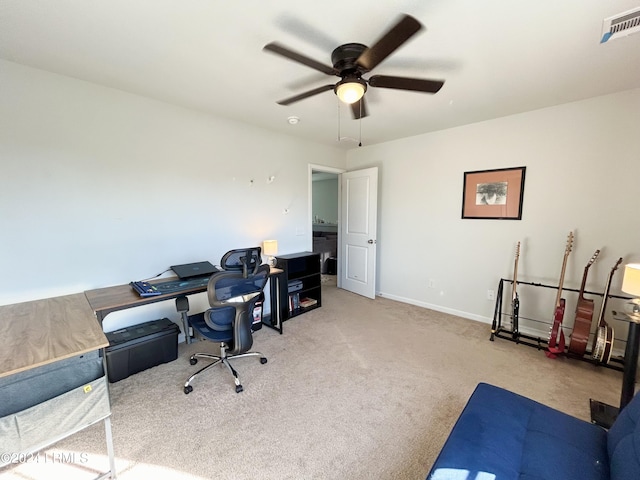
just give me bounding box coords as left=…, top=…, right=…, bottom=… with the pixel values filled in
left=487, top=290, right=495, bottom=301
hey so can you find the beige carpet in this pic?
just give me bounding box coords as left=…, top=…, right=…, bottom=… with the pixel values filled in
left=1, top=284, right=624, bottom=480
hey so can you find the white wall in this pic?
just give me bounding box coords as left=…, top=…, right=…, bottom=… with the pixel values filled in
left=312, top=178, right=339, bottom=225
left=347, top=88, right=640, bottom=347
left=3, top=56, right=639, bottom=354
left=0, top=60, right=345, bottom=332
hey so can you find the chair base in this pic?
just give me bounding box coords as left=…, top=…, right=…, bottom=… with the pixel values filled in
left=183, top=343, right=267, bottom=394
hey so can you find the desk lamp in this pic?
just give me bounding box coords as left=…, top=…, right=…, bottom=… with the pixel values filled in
left=621, top=263, right=640, bottom=316
left=263, top=240, right=278, bottom=267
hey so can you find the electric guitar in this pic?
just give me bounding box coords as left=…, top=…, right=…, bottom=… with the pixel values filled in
left=591, top=258, right=622, bottom=364
left=511, top=241, right=521, bottom=339
left=567, top=249, right=600, bottom=357
left=546, top=231, right=573, bottom=358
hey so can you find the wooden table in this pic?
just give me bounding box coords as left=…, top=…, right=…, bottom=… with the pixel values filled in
left=0, top=293, right=115, bottom=479
left=0, top=293, right=108, bottom=378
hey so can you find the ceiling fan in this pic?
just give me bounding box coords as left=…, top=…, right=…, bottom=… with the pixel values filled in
left=263, top=14, right=445, bottom=119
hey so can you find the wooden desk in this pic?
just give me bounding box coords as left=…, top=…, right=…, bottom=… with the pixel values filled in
left=0, top=293, right=108, bottom=378
left=85, top=279, right=210, bottom=325
left=84, top=267, right=286, bottom=334
left=263, top=267, right=285, bottom=334
left=0, top=293, right=115, bottom=479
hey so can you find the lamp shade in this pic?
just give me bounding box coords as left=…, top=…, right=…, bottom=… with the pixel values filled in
left=622, top=264, right=640, bottom=297
left=263, top=240, right=278, bottom=257
left=335, top=81, right=365, bottom=104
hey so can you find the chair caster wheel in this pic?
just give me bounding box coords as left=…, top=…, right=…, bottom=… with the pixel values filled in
left=184, top=385, right=193, bottom=394
left=190, top=358, right=198, bottom=365
left=260, top=358, right=267, bottom=364
left=235, top=385, right=243, bottom=393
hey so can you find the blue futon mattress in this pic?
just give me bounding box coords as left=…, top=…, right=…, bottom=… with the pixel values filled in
left=427, top=382, right=609, bottom=480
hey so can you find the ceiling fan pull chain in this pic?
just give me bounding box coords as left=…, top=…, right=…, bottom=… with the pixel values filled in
left=337, top=99, right=341, bottom=142
left=358, top=102, right=363, bottom=147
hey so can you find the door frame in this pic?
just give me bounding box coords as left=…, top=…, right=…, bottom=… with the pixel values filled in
left=308, top=164, right=346, bottom=287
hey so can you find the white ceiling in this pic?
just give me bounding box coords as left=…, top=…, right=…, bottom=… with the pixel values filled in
left=1, top=1, right=639, bottom=150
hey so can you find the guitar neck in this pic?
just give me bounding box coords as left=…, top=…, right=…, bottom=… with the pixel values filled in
left=555, top=255, right=569, bottom=308
left=597, top=290, right=609, bottom=327
left=578, top=266, right=589, bottom=294
left=597, top=258, right=623, bottom=326
left=578, top=250, right=600, bottom=299
left=555, top=232, right=573, bottom=308
left=512, top=242, right=520, bottom=300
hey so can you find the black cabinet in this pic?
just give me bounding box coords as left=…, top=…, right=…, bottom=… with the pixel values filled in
left=275, top=252, right=322, bottom=321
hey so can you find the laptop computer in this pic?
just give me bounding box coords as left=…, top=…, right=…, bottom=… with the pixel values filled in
left=171, top=261, right=219, bottom=279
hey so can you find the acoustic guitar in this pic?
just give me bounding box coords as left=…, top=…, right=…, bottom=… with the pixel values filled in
left=546, top=232, right=573, bottom=359
left=591, top=258, right=622, bottom=364
left=511, top=241, right=521, bottom=340
left=568, top=249, right=600, bottom=357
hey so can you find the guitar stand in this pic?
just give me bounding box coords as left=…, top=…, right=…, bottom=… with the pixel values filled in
left=491, top=278, right=624, bottom=369
left=491, top=278, right=639, bottom=429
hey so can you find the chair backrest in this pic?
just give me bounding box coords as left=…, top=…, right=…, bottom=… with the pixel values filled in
left=205, top=264, right=270, bottom=354
left=220, top=247, right=262, bottom=277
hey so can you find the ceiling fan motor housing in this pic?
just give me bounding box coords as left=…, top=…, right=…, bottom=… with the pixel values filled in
left=331, top=43, right=369, bottom=102
left=331, top=43, right=368, bottom=74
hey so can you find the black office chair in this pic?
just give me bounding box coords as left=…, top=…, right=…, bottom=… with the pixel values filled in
left=183, top=262, right=270, bottom=394
left=176, top=247, right=262, bottom=345
left=220, top=247, right=262, bottom=276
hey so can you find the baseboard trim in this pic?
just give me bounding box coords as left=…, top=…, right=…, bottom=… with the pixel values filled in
left=376, top=291, right=491, bottom=324
left=375, top=291, right=628, bottom=359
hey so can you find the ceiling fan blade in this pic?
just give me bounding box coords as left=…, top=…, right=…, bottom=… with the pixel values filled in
left=263, top=42, right=337, bottom=75
left=350, top=97, right=368, bottom=119
left=275, top=15, right=339, bottom=52
left=357, top=14, right=423, bottom=71
left=368, top=75, right=444, bottom=93
left=276, top=84, right=335, bottom=105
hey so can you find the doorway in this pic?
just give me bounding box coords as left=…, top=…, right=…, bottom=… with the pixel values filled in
left=309, top=165, right=343, bottom=287
left=309, top=164, right=378, bottom=298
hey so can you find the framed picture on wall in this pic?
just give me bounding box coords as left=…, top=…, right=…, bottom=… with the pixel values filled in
left=461, top=166, right=526, bottom=220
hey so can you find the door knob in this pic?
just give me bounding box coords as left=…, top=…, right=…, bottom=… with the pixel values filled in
left=367, top=239, right=376, bottom=244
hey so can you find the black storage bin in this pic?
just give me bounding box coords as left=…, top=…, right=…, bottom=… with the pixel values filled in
left=326, top=257, right=337, bottom=275
left=105, top=318, right=179, bottom=383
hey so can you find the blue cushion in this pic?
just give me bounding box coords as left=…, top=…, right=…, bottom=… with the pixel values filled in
left=188, top=310, right=233, bottom=343
left=427, top=383, right=609, bottom=480
left=607, top=390, right=640, bottom=480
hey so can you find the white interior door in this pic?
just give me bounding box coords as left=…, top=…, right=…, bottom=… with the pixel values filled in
left=340, top=167, right=378, bottom=299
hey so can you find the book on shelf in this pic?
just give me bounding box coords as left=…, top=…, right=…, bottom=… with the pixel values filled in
left=299, top=297, right=317, bottom=308
left=288, top=292, right=300, bottom=312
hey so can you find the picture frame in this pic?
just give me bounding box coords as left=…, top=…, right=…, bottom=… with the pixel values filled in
left=461, top=166, right=526, bottom=220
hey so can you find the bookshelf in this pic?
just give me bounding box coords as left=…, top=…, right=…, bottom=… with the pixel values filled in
left=275, top=252, right=322, bottom=321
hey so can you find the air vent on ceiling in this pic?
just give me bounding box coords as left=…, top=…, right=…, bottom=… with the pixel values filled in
left=601, top=7, right=640, bottom=43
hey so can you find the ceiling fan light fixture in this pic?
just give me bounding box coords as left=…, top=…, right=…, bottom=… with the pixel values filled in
left=335, top=79, right=366, bottom=104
